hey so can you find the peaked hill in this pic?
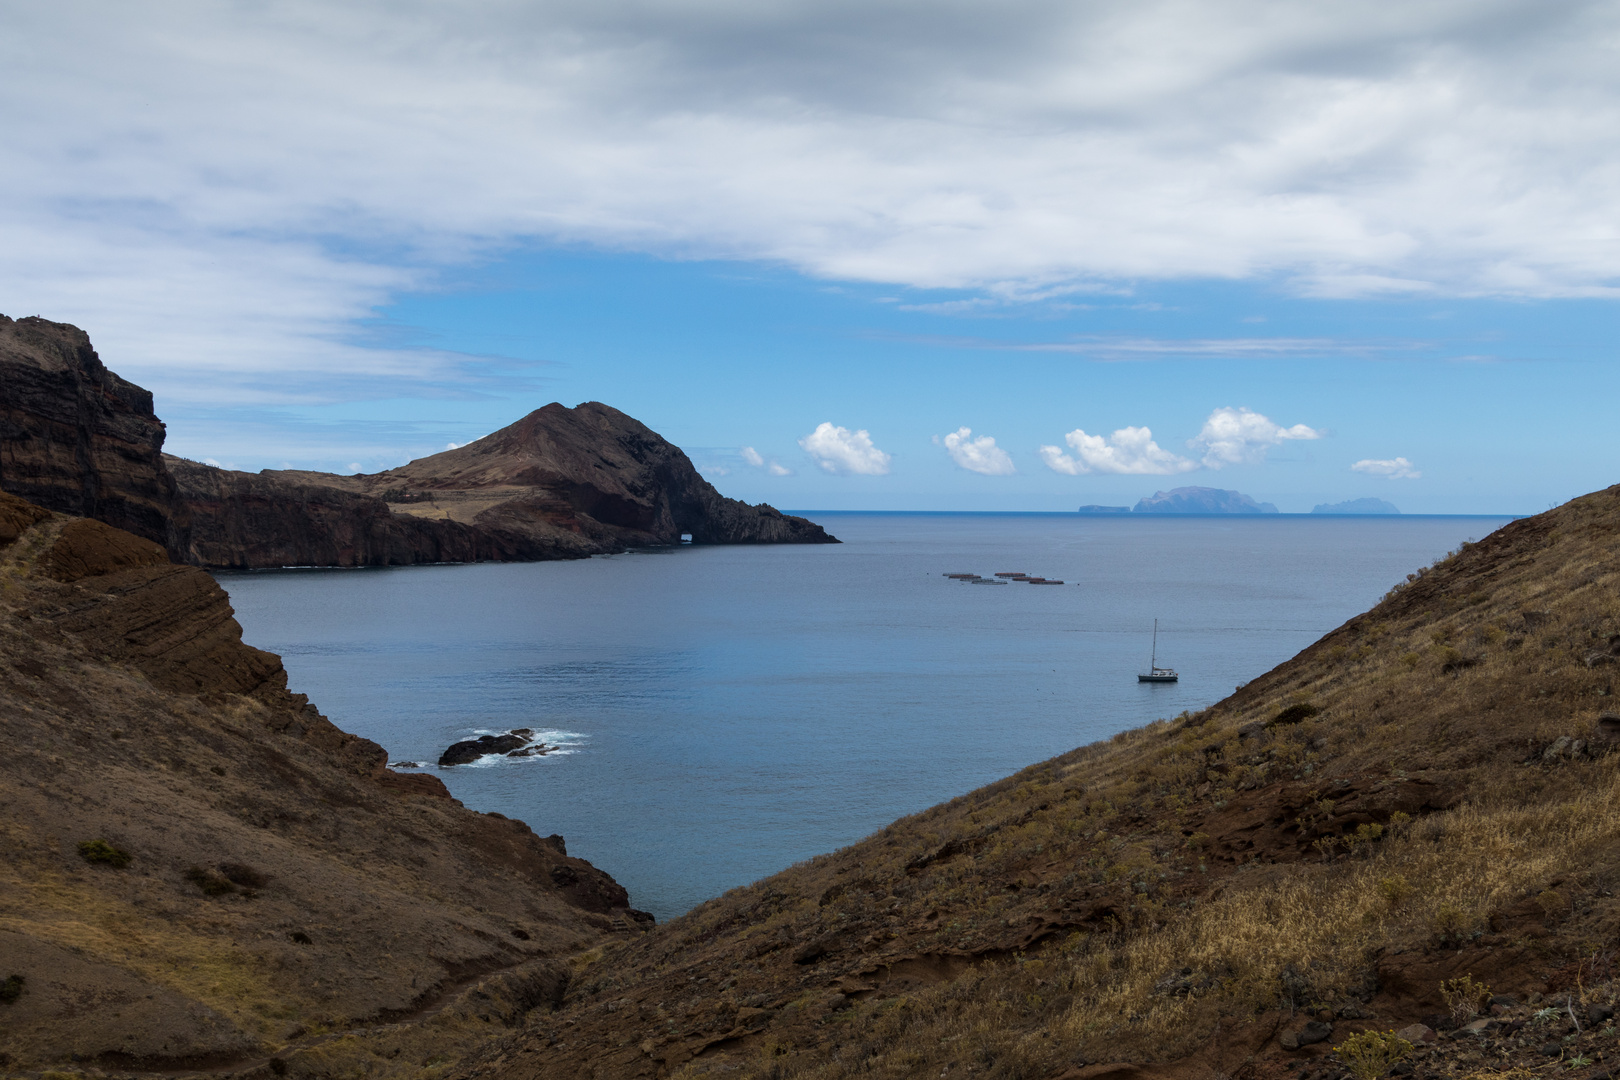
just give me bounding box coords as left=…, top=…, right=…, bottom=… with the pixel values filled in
left=443, top=487, right=1620, bottom=1080
left=0, top=313, right=835, bottom=570
left=170, top=402, right=834, bottom=568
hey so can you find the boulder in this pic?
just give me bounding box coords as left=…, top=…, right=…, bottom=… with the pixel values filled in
left=439, top=732, right=532, bottom=766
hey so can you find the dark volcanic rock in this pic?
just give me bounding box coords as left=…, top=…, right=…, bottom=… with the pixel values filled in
left=441, top=732, right=531, bottom=765
left=168, top=456, right=566, bottom=569
left=0, top=314, right=189, bottom=558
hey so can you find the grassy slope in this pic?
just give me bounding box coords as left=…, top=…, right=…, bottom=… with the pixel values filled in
left=463, top=486, right=1620, bottom=1080
left=0, top=494, right=644, bottom=1073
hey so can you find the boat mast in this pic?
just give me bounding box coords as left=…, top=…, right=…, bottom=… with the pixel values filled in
left=1151, top=619, right=1158, bottom=670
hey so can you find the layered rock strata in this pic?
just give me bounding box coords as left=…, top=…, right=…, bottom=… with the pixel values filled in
left=0, top=314, right=189, bottom=558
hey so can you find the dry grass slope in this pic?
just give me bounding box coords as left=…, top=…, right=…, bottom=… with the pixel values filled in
left=461, top=485, right=1620, bottom=1080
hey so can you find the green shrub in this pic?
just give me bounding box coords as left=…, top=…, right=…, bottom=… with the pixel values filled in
left=77, top=839, right=132, bottom=868
left=0, top=974, right=24, bottom=1003
left=1336, top=1030, right=1414, bottom=1080
left=1440, top=973, right=1491, bottom=1024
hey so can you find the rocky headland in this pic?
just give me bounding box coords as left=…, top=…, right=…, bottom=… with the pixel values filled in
left=0, top=314, right=836, bottom=570
left=169, top=400, right=836, bottom=567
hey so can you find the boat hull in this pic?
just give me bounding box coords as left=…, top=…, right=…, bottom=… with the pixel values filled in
left=1137, top=673, right=1179, bottom=683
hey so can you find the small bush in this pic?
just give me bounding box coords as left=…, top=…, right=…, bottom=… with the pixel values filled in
left=1440, top=973, right=1491, bottom=1024
left=1269, top=703, right=1320, bottom=727
left=0, top=974, right=24, bottom=1003
left=184, top=865, right=236, bottom=896
left=77, top=839, right=132, bottom=868
left=1336, top=1030, right=1414, bottom=1080
left=1378, top=875, right=1413, bottom=909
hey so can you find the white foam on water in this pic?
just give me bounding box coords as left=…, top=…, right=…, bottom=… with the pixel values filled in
left=453, top=727, right=589, bottom=767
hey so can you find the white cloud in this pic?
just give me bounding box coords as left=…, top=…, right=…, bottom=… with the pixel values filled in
left=940, top=427, right=1015, bottom=476
left=799, top=422, right=892, bottom=476
left=347, top=462, right=364, bottom=474
left=446, top=441, right=462, bottom=450
left=2, top=0, right=1619, bottom=433
left=1352, top=456, right=1422, bottom=479
left=1190, top=407, right=1322, bottom=468
left=1039, top=426, right=1196, bottom=476
left=740, top=446, right=766, bottom=467
left=767, top=462, right=792, bottom=476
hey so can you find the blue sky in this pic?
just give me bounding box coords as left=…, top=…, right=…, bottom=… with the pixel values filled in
left=3, top=1, right=1618, bottom=514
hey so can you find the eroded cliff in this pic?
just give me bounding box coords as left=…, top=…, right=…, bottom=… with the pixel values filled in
left=0, top=314, right=189, bottom=558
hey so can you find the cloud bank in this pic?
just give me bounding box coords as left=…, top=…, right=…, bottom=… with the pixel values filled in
left=4, top=0, right=1620, bottom=399
left=1352, top=456, right=1422, bottom=479
left=940, top=428, right=1015, bottom=475
left=1191, top=407, right=1322, bottom=468
left=799, top=423, right=892, bottom=475
left=1039, top=426, right=1197, bottom=476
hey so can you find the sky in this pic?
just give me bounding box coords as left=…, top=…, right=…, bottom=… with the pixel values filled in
left=3, top=0, right=1618, bottom=513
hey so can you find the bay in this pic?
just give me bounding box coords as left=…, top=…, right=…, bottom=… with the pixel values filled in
left=217, top=511, right=1512, bottom=919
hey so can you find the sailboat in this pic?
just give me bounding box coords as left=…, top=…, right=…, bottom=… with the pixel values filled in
left=1138, top=619, right=1179, bottom=683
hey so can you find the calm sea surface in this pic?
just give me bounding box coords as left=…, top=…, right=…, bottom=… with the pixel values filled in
left=217, top=512, right=1513, bottom=919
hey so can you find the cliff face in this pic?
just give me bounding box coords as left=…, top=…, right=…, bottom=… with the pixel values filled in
left=165, top=456, right=570, bottom=569
left=173, top=401, right=836, bottom=568
left=0, top=490, right=647, bottom=1069
left=0, top=314, right=189, bottom=559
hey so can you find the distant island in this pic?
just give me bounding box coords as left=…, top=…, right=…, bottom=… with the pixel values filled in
left=1132, top=486, right=1279, bottom=514
left=1076, top=504, right=1131, bottom=514
left=1311, top=497, right=1400, bottom=515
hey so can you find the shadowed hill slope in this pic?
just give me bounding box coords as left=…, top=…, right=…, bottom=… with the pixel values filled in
left=454, top=487, right=1620, bottom=1080
left=0, top=490, right=648, bottom=1071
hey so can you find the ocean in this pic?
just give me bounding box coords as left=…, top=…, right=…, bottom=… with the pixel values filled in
left=217, top=511, right=1513, bottom=919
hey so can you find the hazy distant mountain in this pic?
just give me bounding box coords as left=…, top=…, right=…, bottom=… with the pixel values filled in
left=1312, top=497, right=1400, bottom=515
left=1076, top=504, right=1130, bottom=514
left=1133, top=486, right=1279, bottom=514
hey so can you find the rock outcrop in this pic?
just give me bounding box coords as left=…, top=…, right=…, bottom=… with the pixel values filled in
left=0, top=314, right=189, bottom=559
left=173, top=401, right=836, bottom=567
left=0, top=490, right=648, bottom=1069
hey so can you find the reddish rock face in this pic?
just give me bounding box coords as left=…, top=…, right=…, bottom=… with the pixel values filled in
left=0, top=314, right=189, bottom=559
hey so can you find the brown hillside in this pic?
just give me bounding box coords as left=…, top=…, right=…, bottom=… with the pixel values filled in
left=171, top=402, right=835, bottom=568
left=452, top=486, right=1620, bottom=1080
left=0, top=491, right=648, bottom=1071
